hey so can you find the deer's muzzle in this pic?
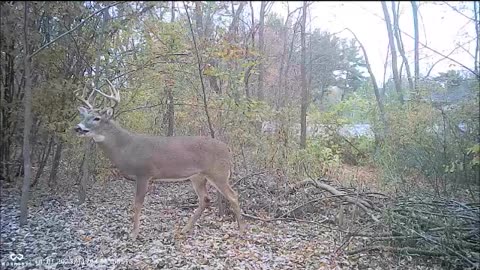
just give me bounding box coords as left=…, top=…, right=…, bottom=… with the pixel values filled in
left=74, top=124, right=90, bottom=135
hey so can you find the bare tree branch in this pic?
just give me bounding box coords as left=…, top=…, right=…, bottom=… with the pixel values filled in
left=353, top=2, right=479, bottom=78
left=402, top=30, right=479, bottom=78
left=183, top=1, right=215, bottom=139
left=441, top=1, right=476, bottom=22
left=30, top=2, right=120, bottom=59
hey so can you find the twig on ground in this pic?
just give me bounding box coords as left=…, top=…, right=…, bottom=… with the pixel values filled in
left=232, top=171, right=268, bottom=187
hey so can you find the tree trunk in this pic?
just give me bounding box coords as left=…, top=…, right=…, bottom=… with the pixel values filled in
left=31, top=135, right=54, bottom=187
left=0, top=38, right=16, bottom=182
left=392, top=1, right=413, bottom=92
left=194, top=2, right=220, bottom=95
left=48, top=137, right=63, bottom=189
left=277, top=19, right=288, bottom=108
left=164, top=81, right=175, bottom=136
left=308, top=26, right=313, bottom=102
left=300, top=1, right=308, bottom=149
left=277, top=6, right=300, bottom=109
left=249, top=1, right=255, bottom=48
left=244, top=1, right=257, bottom=99
left=228, top=2, right=246, bottom=38
left=207, top=60, right=221, bottom=94
left=283, top=20, right=298, bottom=107
left=19, top=2, right=32, bottom=225
left=79, top=141, right=94, bottom=204
left=194, top=2, right=203, bottom=38
left=165, top=1, right=176, bottom=136
left=78, top=147, right=87, bottom=204
left=381, top=1, right=403, bottom=104
left=474, top=1, right=479, bottom=75
left=244, top=65, right=253, bottom=99
left=346, top=29, right=388, bottom=138
left=257, top=1, right=266, bottom=101
left=411, top=1, right=420, bottom=90
left=171, top=1, right=175, bottom=22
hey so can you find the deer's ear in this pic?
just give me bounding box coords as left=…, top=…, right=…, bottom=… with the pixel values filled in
left=78, top=106, right=88, bottom=116
left=101, top=108, right=114, bottom=119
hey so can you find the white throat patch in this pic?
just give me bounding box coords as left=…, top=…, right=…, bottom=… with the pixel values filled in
left=92, top=134, right=106, bottom=142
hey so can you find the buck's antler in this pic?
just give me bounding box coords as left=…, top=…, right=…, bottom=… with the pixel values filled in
left=75, top=83, right=95, bottom=110
left=93, top=79, right=120, bottom=109
left=75, top=79, right=120, bottom=110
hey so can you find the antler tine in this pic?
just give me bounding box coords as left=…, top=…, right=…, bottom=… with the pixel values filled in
left=94, top=79, right=120, bottom=109
left=75, top=83, right=94, bottom=110
left=106, top=79, right=121, bottom=106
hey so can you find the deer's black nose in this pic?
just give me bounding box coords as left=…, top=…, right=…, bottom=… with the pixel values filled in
left=75, top=125, right=89, bottom=134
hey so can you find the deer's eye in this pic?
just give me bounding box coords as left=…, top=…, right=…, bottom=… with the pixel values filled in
left=93, top=117, right=101, bottom=122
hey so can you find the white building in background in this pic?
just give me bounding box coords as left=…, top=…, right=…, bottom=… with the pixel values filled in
left=261, top=120, right=374, bottom=139
left=338, top=124, right=374, bottom=138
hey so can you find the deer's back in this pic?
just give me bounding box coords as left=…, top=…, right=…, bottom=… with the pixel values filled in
left=122, top=135, right=231, bottom=179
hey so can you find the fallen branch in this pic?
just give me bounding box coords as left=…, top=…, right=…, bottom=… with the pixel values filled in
left=396, top=216, right=478, bottom=267
left=241, top=213, right=331, bottom=226
left=278, top=193, right=370, bottom=219
left=395, top=208, right=480, bottom=223
left=381, top=199, right=480, bottom=268
left=241, top=213, right=350, bottom=233
left=291, top=178, right=380, bottom=222
left=364, top=192, right=390, bottom=199
left=357, top=235, right=421, bottom=241
left=347, top=245, right=447, bottom=257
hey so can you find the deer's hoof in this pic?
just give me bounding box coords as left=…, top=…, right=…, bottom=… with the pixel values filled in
left=239, top=222, right=247, bottom=234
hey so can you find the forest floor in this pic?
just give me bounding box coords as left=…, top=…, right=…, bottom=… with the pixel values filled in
left=1, top=170, right=448, bottom=270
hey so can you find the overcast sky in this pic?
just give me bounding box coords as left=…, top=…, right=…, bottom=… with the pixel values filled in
left=255, top=1, right=477, bottom=83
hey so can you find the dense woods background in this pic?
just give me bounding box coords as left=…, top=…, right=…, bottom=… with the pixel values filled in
left=1, top=1, right=479, bottom=269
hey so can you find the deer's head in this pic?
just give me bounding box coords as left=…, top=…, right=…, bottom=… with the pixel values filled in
left=74, top=79, right=120, bottom=141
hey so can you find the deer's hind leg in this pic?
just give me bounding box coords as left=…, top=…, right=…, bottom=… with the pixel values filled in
left=181, top=174, right=209, bottom=234
left=206, top=170, right=246, bottom=233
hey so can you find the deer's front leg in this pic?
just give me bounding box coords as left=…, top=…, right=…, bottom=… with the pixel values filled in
left=131, top=176, right=149, bottom=240
left=181, top=176, right=208, bottom=234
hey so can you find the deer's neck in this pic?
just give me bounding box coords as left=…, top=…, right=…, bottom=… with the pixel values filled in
left=95, top=120, right=133, bottom=158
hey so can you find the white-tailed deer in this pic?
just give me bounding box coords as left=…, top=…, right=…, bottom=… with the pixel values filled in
left=73, top=80, right=245, bottom=240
